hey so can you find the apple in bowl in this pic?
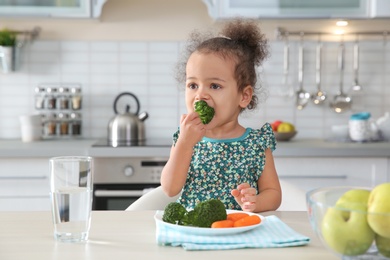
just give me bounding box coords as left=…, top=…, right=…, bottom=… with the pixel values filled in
left=271, top=120, right=297, bottom=141
left=307, top=184, right=390, bottom=258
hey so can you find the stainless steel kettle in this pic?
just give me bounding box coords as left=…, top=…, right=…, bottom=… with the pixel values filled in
left=108, top=92, right=148, bottom=146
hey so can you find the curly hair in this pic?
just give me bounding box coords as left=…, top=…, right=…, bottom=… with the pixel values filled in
left=175, top=18, right=269, bottom=111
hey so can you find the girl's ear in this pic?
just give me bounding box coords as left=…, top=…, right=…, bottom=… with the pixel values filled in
left=239, top=85, right=253, bottom=108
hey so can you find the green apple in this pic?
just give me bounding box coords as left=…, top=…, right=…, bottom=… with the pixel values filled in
left=321, top=189, right=375, bottom=256
left=367, top=182, right=390, bottom=238
left=376, top=234, right=390, bottom=258
left=277, top=122, right=295, bottom=133
left=335, top=189, right=370, bottom=219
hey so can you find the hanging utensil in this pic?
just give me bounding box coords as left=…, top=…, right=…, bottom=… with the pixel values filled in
left=330, top=40, right=352, bottom=113
left=351, top=35, right=363, bottom=92
left=280, top=35, right=293, bottom=97
left=296, top=33, right=310, bottom=110
left=312, top=35, right=327, bottom=105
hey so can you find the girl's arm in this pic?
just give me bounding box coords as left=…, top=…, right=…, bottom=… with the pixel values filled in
left=232, top=148, right=282, bottom=213
left=160, top=112, right=205, bottom=197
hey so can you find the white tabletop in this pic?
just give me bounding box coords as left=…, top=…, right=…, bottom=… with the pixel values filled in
left=0, top=210, right=338, bottom=260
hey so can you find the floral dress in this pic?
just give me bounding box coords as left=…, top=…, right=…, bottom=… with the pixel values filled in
left=172, top=123, right=276, bottom=210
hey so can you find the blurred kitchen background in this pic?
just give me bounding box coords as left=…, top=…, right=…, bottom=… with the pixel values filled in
left=1, top=0, right=390, bottom=141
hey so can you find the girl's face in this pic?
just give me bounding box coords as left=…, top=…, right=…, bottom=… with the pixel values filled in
left=185, top=51, right=252, bottom=127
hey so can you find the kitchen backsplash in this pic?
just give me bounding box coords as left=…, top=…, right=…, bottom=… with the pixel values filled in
left=0, top=39, right=389, bottom=141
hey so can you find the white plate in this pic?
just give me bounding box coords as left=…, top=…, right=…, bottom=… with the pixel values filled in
left=154, top=209, right=265, bottom=236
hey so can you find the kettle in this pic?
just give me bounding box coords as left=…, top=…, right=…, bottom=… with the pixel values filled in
left=108, top=92, right=148, bottom=146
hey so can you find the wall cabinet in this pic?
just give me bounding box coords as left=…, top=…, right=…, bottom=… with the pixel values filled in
left=202, top=0, right=390, bottom=20
left=274, top=157, right=389, bottom=192
left=0, top=158, right=50, bottom=211
left=0, top=0, right=107, bottom=18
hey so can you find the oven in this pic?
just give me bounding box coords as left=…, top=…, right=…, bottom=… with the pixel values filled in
left=92, top=157, right=168, bottom=210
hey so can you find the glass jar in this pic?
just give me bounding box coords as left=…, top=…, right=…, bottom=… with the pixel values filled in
left=34, top=87, right=46, bottom=109
left=58, top=112, right=69, bottom=135
left=45, top=87, right=57, bottom=110
left=70, top=112, right=82, bottom=136
left=70, top=87, right=82, bottom=110
left=349, top=112, right=371, bottom=142
left=58, top=87, right=70, bottom=110
left=44, top=113, right=57, bottom=136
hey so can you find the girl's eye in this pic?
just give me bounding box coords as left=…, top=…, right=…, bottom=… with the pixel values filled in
left=188, top=83, right=198, bottom=90
left=210, top=83, right=221, bottom=90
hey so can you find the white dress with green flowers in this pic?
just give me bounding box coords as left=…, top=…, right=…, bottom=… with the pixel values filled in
left=173, top=123, right=276, bottom=210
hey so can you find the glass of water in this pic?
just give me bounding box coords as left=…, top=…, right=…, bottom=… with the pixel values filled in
left=50, top=156, right=93, bottom=243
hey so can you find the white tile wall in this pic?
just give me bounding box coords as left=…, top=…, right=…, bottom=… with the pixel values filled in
left=0, top=39, right=389, bottom=141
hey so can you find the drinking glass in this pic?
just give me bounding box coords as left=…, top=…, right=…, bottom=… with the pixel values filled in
left=50, top=156, right=93, bottom=242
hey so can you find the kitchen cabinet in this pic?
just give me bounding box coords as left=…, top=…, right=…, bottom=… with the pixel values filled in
left=0, top=158, right=50, bottom=211
left=274, top=157, right=389, bottom=192
left=202, top=0, right=390, bottom=20
left=0, top=0, right=107, bottom=18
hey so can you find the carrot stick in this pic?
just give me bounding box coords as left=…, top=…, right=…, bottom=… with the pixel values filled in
left=227, top=212, right=249, bottom=222
left=211, top=219, right=234, bottom=228
left=233, top=215, right=261, bottom=227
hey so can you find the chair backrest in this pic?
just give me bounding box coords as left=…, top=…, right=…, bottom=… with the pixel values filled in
left=278, top=179, right=307, bottom=211
left=125, top=186, right=181, bottom=211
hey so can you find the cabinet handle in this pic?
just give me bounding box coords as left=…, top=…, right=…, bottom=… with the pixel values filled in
left=279, top=175, right=347, bottom=179
left=94, top=190, right=145, bottom=197
left=0, top=176, right=47, bottom=180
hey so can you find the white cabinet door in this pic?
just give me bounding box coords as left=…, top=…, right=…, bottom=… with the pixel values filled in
left=274, top=157, right=388, bottom=192
left=0, top=0, right=107, bottom=18
left=0, top=158, right=50, bottom=211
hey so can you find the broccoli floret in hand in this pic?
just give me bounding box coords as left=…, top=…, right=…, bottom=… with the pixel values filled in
left=162, top=202, right=187, bottom=224
left=194, top=100, right=215, bottom=124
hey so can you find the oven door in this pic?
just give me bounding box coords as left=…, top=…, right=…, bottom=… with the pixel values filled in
left=92, top=184, right=159, bottom=210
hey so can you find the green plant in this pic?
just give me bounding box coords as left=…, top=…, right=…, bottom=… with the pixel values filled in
left=0, top=29, right=17, bottom=47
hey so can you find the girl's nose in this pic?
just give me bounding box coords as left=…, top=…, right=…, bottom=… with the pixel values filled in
left=196, top=86, right=210, bottom=100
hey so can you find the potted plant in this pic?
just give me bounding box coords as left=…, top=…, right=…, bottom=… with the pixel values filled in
left=0, top=28, right=17, bottom=73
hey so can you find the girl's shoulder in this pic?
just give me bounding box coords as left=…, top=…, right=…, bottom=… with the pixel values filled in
left=247, top=123, right=277, bottom=151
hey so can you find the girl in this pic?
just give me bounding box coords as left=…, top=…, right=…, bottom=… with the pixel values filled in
left=160, top=19, right=281, bottom=213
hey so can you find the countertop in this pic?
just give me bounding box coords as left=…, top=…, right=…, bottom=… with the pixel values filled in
left=0, top=210, right=338, bottom=260
left=0, top=138, right=389, bottom=158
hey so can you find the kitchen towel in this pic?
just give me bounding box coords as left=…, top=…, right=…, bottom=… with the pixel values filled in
left=156, top=215, right=310, bottom=251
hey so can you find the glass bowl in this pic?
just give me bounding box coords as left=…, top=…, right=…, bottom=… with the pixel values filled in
left=306, top=186, right=390, bottom=259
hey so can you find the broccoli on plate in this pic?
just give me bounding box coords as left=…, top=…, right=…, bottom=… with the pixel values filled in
left=162, top=202, right=187, bottom=224
left=180, top=199, right=227, bottom=228
left=162, top=199, right=227, bottom=228
left=194, top=100, right=215, bottom=124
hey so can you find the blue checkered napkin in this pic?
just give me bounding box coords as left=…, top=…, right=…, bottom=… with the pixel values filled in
left=155, top=215, right=310, bottom=251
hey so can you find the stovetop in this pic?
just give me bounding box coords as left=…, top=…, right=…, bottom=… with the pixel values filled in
left=92, top=138, right=173, bottom=148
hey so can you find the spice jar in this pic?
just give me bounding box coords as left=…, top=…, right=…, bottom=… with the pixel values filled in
left=34, top=87, right=46, bottom=109
left=44, top=113, right=57, bottom=136
left=70, top=87, right=82, bottom=110
left=45, top=87, right=57, bottom=110
left=58, top=87, right=70, bottom=110
left=58, top=113, right=69, bottom=135
left=70, top=112, right=82, bottom=136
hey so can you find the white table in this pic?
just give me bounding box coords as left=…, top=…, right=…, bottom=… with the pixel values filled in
left=0, top=211, right=337, bottom=260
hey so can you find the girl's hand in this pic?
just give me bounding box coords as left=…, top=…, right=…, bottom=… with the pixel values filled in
left=177, top=112, right=206, bottom=147
left=231, top=183, right=257, bottom=212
